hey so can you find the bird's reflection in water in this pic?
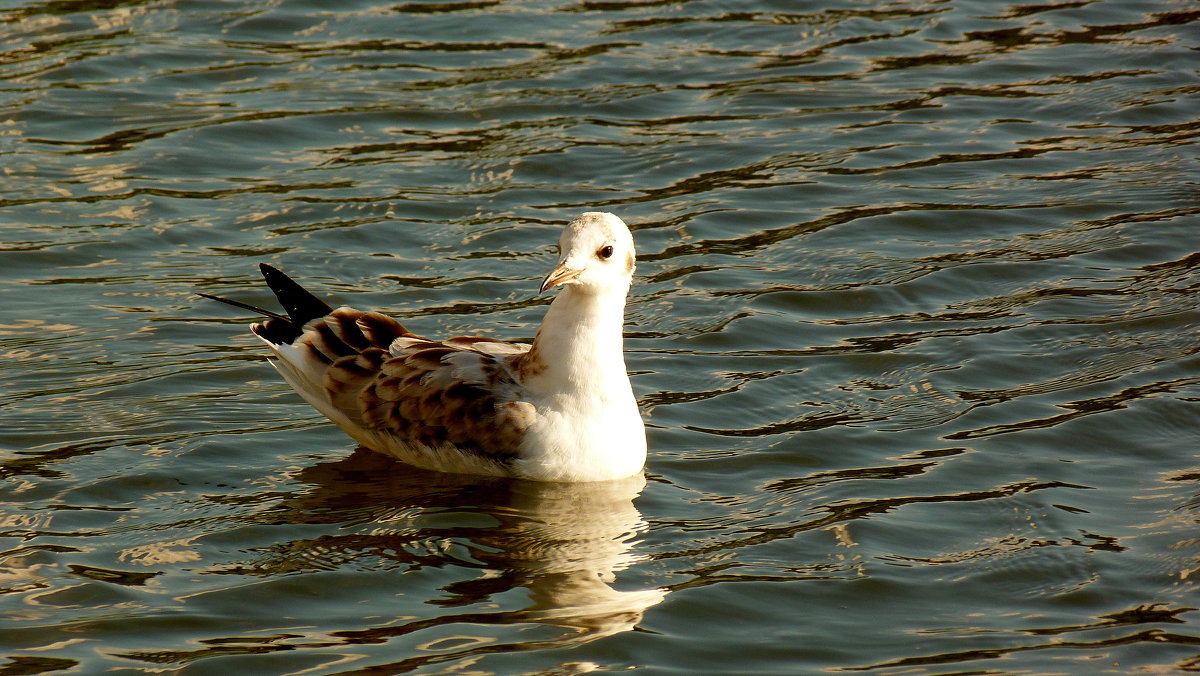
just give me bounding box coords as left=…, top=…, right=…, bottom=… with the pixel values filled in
left=269, top=449, right=665, bottom=655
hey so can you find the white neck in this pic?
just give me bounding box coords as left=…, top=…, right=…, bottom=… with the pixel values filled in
left=515, top=281, right=645, bottom=481
left=526, top=284, right=631, bottom=401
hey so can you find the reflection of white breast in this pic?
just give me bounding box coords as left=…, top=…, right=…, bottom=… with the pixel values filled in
left=500, top=473, right=648, bottom=572
left=484, top=474, right=665, bottom=636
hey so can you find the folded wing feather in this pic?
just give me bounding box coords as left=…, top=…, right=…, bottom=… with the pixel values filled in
left=263, top=307, right=537, bottom=473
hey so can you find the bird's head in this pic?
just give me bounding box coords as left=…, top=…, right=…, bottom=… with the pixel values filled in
left=540, top=212, right=636, bottom=295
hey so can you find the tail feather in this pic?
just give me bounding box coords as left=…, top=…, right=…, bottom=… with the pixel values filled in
left=198, top=264, right=334, bottom=345
left=195, top=292, right=290, bottom=322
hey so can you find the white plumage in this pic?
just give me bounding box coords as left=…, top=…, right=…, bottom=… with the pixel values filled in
left=202, top=212, right=646, bottom=482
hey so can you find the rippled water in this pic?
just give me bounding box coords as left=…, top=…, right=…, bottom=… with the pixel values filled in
left=2, top=0, right=1198, bottom=673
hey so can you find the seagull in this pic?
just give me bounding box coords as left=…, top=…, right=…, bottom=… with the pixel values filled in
left=200, top=212, right=646, bottom=482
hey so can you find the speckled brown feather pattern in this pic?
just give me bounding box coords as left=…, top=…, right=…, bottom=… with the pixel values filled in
left=269, top=306, right=537, bottom=469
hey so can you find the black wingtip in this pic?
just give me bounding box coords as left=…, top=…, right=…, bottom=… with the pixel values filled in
left=258, top=263, right=334, bottom=328
left=199, top=265, right=335, bottom=345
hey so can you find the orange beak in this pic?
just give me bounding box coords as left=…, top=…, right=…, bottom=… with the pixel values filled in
left=540, top=261, right=582, bottom=293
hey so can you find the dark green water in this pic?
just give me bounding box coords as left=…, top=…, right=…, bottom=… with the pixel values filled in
left=1, top=1, right=1198, bottom=674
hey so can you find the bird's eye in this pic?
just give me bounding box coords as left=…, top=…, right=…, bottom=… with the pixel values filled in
left=598, top=245, right=614, bottom=260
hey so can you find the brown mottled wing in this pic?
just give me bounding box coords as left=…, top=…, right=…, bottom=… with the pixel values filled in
left=296, top=307, right=535, bottom=463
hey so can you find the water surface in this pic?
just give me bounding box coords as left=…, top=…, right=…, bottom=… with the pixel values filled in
left=1, top=0, right=1198, bottom=674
